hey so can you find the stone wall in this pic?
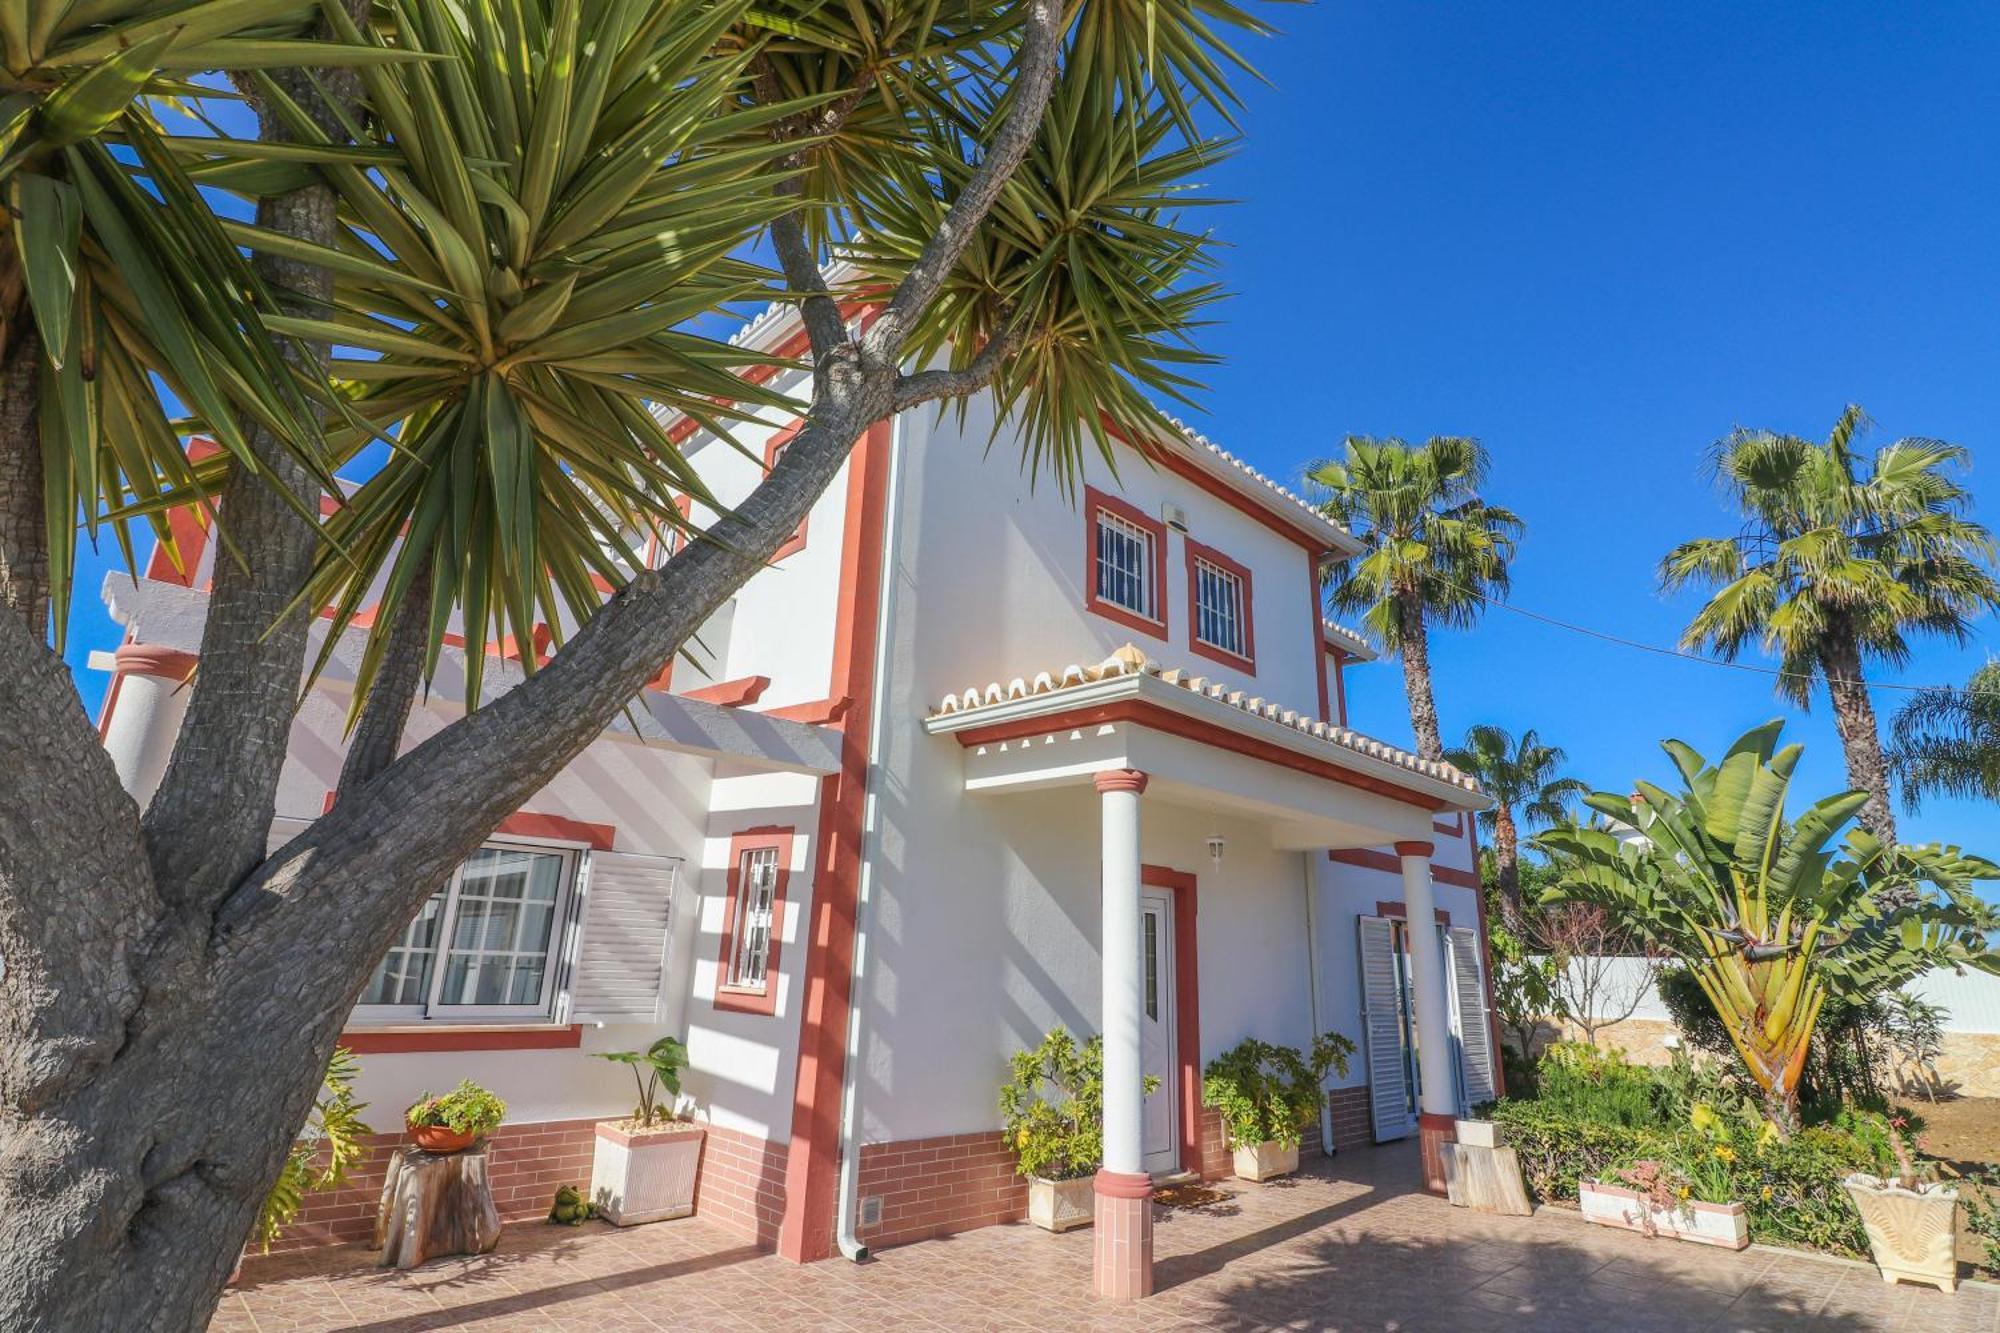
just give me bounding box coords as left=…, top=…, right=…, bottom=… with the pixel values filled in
left=1562, top=1016, right=2000, bottom=1099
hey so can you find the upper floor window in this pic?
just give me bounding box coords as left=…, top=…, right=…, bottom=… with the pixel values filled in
left=714, top=826, right=795, bottom=1016
left=358, top=843, right=577, bottom=1021
left=1084, top=486, right=1168, bottom=638
left=1186, top=539, right=1255, bottom=671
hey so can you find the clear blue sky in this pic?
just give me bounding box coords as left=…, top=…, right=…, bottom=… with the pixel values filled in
left=61, top=3, right=2000, bottom=849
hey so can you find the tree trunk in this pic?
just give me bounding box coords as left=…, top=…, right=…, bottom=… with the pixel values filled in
left=1820, top=631, right=1897, bottom=846
left=1395, top=595, right=1443, bottom=761
left=0, top=324, right=49, bottom=635
left=1491, top=803, right=1521, bottom=921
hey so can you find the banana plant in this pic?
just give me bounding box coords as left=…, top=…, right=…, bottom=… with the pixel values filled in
left=0, top=1, right=424, bottom=643
left=1534, top=721, right=1999, bottom=1132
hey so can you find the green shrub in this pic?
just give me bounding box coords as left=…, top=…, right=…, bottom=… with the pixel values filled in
left=1202, top=1034, right=1353, bottom=1150
left=1489, top=1099, right=1669, bottom=1201
left=405, top=1080, right=507, bottom=1137
left=999, top=1028, right=1106, bottom=1181
left=1530, top=1042, right=1662, bottom=1129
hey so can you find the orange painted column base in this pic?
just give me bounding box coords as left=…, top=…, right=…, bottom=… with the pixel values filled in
left=1418, top=1112, right=1457, bottom=1196
left=1092, top=1170, right=1154, bottom=1302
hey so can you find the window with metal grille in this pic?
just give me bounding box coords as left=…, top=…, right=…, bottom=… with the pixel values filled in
left=1193, top=557, right=1247, bottom=658
left=728, top=846, right=781, bottom=989
left=1095, top=510, right=1157, bottom=620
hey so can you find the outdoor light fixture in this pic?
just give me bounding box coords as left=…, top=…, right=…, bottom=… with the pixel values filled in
left=1206, top=834, right=1226, bottom=867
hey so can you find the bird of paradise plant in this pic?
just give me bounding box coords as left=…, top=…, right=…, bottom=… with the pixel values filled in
left=1535, top=721, right=1999, bottom=1134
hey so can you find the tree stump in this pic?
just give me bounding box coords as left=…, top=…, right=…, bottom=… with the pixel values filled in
left=375, top=1144, right=503, bottom=1269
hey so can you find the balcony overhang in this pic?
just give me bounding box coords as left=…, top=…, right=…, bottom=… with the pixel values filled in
left=923, top=651, right=1487, bottom=851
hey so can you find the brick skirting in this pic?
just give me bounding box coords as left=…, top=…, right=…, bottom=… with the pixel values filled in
left=855, top=1131, right=1028, bottom=1250
left=691, top=1121, right=790, bottom=1247
left=1328, top=1084, right=1373, bottom=1151
left=271, top=1117, right=788, bottom=1254
left=275, top=1117, right=599, bottom=1252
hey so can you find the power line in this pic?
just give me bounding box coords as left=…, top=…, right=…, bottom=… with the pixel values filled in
left=1435, top=579, right=2000, bottom=700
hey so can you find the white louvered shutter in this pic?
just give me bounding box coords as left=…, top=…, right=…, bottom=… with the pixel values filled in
left=1358, top=915, right=1415, bottom=1142
left=1447, top=925, right=1498, bottom=1112
left=564, top=852, right=680, bottom=1024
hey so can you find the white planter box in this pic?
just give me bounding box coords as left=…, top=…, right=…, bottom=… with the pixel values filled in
left=1027, top=1175, right=1095, bottom=1232
left=591, top=1121, right=704, bottom=1226
left=1455, top=1119, right=1503, bottom=1149
left=1843, top=1175, right=1959, bottom=1293
left=1579, top=1179, right=1749, bottom=1250
left=1232, top=1140, right=1299, bottom=1182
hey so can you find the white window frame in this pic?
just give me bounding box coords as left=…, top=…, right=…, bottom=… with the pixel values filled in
left=1095, top=509, right=1158, bottom=621
left=726, top=844, right=782, bottom=992
left=1192, top=556, right=1248, bottom=657
left=353, top=838, right=582, bottom=1025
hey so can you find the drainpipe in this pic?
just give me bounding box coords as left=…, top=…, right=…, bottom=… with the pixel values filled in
left=834, top=412, right=907, bottom=1263
left=1302, top=851, right=1334, bottom=1154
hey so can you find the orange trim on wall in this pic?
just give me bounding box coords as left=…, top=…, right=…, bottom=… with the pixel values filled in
left=1142, top=439, right=1339, bottom=553
left=339, top=1025, right=583, bottom=1054
left=1432, top=811, right=1465, bottom=837
left=1373, top=899, right=1451, bottom=926
left=779, top=418, right=894, bottom=1264
left=763, top=696, right=852, bottom=726
left=1142, top=864, right=1202, bottom=1176
left=1309, top=551, right=1332, bottom=724
left=1082, top=485, right=1170, bottom=642
left=764, top=422, right=811, bottom=561
left=713, top=825, right=797, bottom=1018
left=1183, top=537, right=1256, bottom=674
left=955, top=700, right=1445, bottom=812
left=1327, top=846, right=1479, bottom=890
left=685, top=675, right=771, bottom=707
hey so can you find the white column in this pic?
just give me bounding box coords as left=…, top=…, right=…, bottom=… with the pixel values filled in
left=1396, top=840, right=1457, bottom=1120
left=1096, top=768, right=1148, bottom=1177
left=99, top=644, right=198, bottom=806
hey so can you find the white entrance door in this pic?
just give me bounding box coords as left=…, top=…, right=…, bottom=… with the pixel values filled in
left=1139, top=888, right=1180, bottom=1175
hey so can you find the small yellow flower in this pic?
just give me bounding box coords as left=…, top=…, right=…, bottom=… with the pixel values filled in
left=1714, top=1145, right=1736, bottom=1163
left=1760, top=1186, right=1773, bottom=1202
left=1677, top=1185, right=1691, bottom=1201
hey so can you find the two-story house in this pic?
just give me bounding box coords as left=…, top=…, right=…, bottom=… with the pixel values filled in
left=91, top=298, right=1497, bottom=1301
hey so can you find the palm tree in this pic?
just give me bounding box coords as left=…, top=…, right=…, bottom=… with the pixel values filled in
left=1892, top=660, right=2000, bottom=811
left=1444, top=724, right=1586, bottom=920
left=1661, top=406, right=2000, bottom=844
left=1308, top=435, right=1522, bottom=760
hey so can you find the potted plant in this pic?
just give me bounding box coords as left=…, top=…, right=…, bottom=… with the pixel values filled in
left=1843, top=1116, right=1959, bottom=1292
left=1000, top=1028, right=1156, bottom=1232
left=1202, top=1034, right=1354, bottom=1182
left=590, top=1036, right=704, bottom=1226
left=1580, top=1156, right=1750, bottom=1250
left=404, top=1081, right=506, bottom=1154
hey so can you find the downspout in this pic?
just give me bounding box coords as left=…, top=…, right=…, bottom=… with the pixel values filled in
left=834, top=411, right=907, bottom=1262
left=1302, top=851, right=1334, bottom=1155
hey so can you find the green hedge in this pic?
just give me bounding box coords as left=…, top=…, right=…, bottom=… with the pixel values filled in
left=1488, top=1099, right=1882, bottom=1257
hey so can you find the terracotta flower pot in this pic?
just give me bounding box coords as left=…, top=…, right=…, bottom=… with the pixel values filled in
left=408, top=1124, right=477, bottom=1154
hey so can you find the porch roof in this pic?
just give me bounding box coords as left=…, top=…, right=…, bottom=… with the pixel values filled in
left=922, top=646, right=1486, bottom=848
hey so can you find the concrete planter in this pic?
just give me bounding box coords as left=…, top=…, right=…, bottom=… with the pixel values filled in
left=1454, top=1119, right=1503, bottom=1149
left=1232, top=1140, right=1300, bottom=1182
left=1027, top=1175, right=1095, bottom=1232
left=1843, top=1175, right=1959, bottom=1294
left=591, top=1121, right=704, bottom=1226
left=1579, top=1179, right=1749, bottom=1250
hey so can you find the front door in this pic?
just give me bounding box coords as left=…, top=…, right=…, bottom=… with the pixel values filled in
left=1139, top=888, right=1180, bottom=1175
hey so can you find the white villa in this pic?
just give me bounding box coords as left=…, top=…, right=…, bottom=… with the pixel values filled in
left=92, top=301, right=1499, bottom=1301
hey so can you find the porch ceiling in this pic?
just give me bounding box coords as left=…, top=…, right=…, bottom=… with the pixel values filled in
left=922, top=646, right=1488, bottom=850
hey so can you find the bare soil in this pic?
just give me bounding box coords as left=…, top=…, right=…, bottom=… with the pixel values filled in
left=1904, top=1095, right=2000, bottom=1174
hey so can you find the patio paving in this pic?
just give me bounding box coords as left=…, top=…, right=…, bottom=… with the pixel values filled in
left=213, top=1143, right=1997, bottom=1332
